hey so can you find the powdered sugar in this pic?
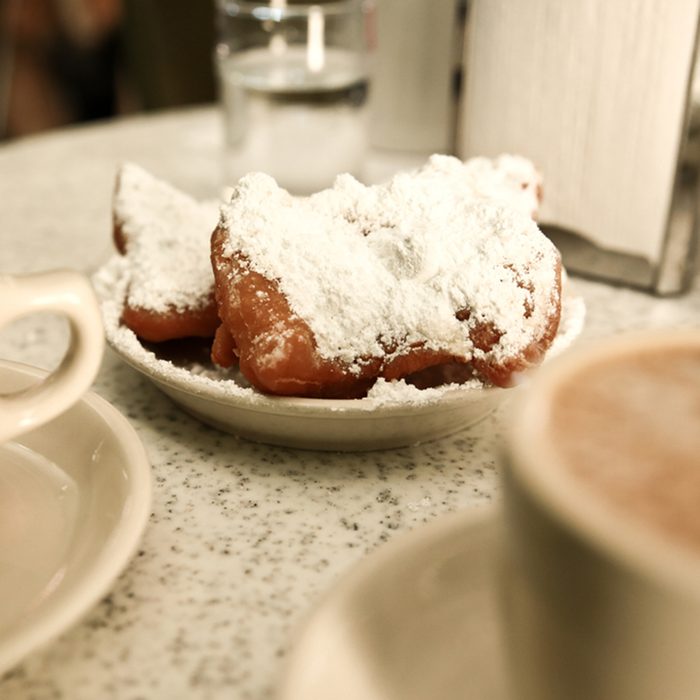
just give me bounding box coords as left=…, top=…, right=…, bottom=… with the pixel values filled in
left=366, top=377, right=481, bottom=406
left=114, top=162, right=219, bottom=313
left=414, top=153, right=542, bottom=218
left=220, top=155, right=559, bottom=372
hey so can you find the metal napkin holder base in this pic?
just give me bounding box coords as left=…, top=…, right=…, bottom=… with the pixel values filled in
left=543, top=133, right=699, bottom=297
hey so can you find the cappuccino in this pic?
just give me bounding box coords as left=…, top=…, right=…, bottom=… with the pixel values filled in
left=503, top=329, right=700, bottom=700
left=549, top=341, right=700, bottom=553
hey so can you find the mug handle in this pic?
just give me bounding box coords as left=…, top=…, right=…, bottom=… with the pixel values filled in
left=0, top=271, right=105, bottom=444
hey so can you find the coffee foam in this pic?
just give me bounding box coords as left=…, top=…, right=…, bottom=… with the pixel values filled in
left=550, top=344, right=700, bottom=554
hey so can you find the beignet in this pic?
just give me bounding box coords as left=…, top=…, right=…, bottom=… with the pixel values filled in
left=211, top=155, right=561, bottom=398
left=113, top=163, right=220, bottom=342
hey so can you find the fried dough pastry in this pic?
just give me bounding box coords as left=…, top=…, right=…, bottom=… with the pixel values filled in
left=211, top=155, right=561, bottom=398
left=113, top=163, right=220, bottom=342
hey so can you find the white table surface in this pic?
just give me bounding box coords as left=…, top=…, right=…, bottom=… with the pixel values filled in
left=1, top=106, right=699, bottom=700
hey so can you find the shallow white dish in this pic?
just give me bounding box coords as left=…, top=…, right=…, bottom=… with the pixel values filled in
left=97, top=257, right=585, bottom=451
left=0, top=361, right=151, bottom=676
left=276, top=505, right=507, bottom=700
left=108, top=348, right=510, bottom=451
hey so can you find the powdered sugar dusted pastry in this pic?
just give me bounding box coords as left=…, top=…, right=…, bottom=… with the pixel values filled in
left=113, top=163, right=220, bottom=342
left=211, top=158, right=561, bottom=398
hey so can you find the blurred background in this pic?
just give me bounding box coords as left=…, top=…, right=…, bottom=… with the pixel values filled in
left=0, top=0, right=218, bottom=140
left=0, top=0, right=464, bottom=153
left=3, top=0, right=697, bottom=294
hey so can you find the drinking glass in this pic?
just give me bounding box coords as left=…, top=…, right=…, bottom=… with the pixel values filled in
left=215, top=0, right=374, bottom=195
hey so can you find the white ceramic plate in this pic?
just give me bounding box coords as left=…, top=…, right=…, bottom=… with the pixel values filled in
left=97, top=258, right=585, bottom=450
left=276, top=506, right=507, bottom=700
left=0, top=361, right=151, bottom=676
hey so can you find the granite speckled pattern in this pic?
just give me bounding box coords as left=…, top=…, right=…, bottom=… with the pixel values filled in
left=1, top=107, right=699, bottom=699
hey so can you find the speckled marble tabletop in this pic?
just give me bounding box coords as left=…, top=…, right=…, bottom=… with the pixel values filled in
left=0, top=107, right=699, bottom=700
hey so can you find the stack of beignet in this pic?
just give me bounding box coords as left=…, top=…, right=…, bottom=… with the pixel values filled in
left=113, top=155, right=561, bottom=398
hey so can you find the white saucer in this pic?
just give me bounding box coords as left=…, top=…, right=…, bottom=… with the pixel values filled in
left=276, top=506, right=508, bottom=700
left=96, top=256, right=585, bottom=451
left=0, top=361, right=151, bottom=676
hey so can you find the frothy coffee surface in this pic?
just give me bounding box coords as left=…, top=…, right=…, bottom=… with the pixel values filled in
left=550, top=345, right=700, bottom=553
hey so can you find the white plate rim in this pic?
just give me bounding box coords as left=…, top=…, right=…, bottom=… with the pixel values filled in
left=111, top=344, right=500, bottom=417
left=0, top=360, right=152, bottom=676
left=275, top=503, right=502, bottom=700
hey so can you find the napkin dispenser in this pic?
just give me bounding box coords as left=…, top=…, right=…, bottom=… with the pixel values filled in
left=457, top=0, right=700, bottom=294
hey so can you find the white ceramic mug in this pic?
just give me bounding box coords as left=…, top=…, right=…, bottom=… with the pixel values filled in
left=0, top=271, right=104, bottom=444
left=501, top=329, right=700, bottom=700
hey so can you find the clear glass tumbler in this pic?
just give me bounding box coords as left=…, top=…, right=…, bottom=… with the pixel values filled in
left=215, top=0, right=373, bottom=195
